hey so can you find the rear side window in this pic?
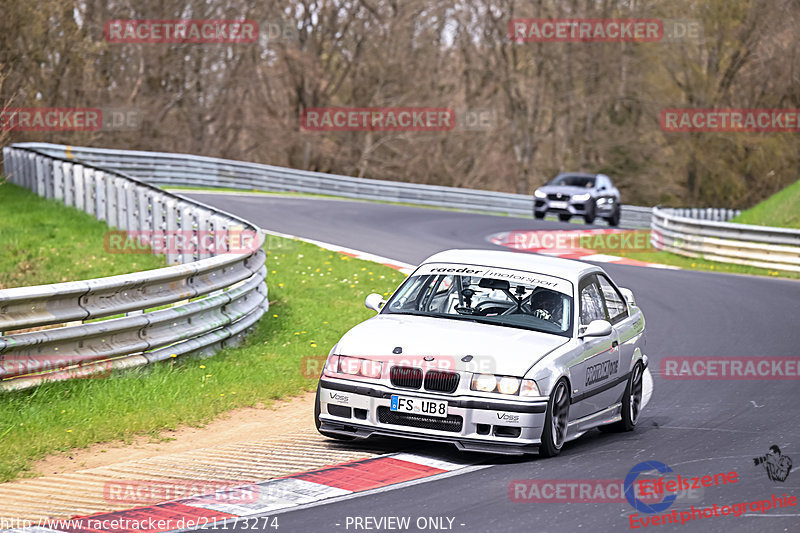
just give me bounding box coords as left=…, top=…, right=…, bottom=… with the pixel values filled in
left=597, top=275, right=628, bottom=324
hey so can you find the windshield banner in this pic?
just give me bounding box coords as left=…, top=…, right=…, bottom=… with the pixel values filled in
left=414, top=263, right=573, bottom=295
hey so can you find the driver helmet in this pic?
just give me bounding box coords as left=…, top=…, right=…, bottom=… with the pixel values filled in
left=533, top=290, right=562, bottom=320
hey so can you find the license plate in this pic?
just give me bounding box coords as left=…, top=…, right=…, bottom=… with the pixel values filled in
left=549, top=201, right=568, bottom=209
left=390, top=395, right=448, bottom=418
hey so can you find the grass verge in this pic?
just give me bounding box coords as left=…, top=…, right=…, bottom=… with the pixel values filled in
left=0, top=236, right=404, bottom=482
left=730, top=180, right=800, bottom=229
left=0, top=183, right=165, bottom=288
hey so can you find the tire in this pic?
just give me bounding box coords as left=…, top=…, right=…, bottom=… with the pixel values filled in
left=558, top=214, right=571, bottom=222
left=583, top=201, right=596, bottom=224
left=599, top=361, right=644, bottom=433
left=539, top=378, right=570, bottom=457
left=606, top=206, right=621, bottom=227
left=534, top=211, right=545, bottom=220
left=315, top=385, right=355, bottom=440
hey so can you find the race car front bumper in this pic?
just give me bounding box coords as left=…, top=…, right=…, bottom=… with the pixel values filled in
left=317, top=378, right=549, bottom=455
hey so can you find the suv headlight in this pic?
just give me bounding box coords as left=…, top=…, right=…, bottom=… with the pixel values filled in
left=326, top=355, right=383, bottom=378
left=470, top=374, right=540, bottom=396
left=534, top=190, right=546, bottom=199
left=572, top=193, right=590, bottom=202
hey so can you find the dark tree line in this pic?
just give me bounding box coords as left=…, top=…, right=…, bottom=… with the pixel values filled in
left=1, top=0, right=798, bottom=207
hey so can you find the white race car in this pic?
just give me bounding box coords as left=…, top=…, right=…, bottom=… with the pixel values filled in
left=315, top=249, right=650, bottom=457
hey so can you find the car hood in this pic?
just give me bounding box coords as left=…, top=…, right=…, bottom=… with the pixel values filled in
left=334, top=314, right=569, bottom=377
left=537, top=185, right=593, bottom=196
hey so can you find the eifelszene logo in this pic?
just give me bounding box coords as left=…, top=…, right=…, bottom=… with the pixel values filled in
left=754, top=445, right=793, bottom=482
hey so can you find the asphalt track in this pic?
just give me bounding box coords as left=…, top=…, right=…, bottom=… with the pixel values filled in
left=186, top=193, right=800, bottom=533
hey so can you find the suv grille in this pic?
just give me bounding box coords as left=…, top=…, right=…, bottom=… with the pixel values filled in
left=547, top=193, right=568, bottom=201
left=377, top=406, right=463, bottom=432
left=424, top=370, right=460, bottom=393
left=390, top=366, right=423, bottom=389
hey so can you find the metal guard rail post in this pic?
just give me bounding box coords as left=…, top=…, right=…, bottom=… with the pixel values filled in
left=650, top=206, right=800, bottom=272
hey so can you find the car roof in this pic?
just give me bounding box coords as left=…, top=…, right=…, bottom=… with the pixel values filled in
left=417, top=249, right=601, bottom=282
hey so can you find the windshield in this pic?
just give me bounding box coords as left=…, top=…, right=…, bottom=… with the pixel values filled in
left=384, top=263, right=573, bottom=337
left=551, top=175, right=595, bottom=188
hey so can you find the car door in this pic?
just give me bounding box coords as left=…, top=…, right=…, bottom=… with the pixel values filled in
left=596, top=273, right=638, bottom=363
left=568, top=274, right=621, bottom=419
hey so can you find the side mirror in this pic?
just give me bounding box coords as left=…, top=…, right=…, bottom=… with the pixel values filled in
left=365, top=293, right=385, bottom=313
left=579, top=319, right=612, bottom=338
left=619, top=287, right=636, bottom=308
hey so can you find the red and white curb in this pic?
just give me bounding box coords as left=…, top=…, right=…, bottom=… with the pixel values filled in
left=490, top=229, right=680, bottom=270
left=4, top=453, right=483, bottom=533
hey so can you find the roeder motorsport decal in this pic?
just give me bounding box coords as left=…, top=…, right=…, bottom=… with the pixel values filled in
left=586, top=359, right=619, bottom=386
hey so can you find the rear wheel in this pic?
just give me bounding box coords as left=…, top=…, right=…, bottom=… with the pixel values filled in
left=599, top=361, right=643, bottom=432
left=558, top=214, right=571, bottom=222
left=539, top=378, right=570, bottom=457
left=315, top=385, right=355, bottom=440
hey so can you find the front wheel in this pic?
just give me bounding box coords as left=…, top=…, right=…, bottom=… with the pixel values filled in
left=606, top=206, right=621, bottom=227
left=583, top=201, right=596, bottom=224
left=539, top=378, right=570, bottom=457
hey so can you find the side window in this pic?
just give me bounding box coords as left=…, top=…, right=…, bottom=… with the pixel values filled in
left=597, top=275, right=628, bottom=324
left=579, top=277, right=606, bottom=325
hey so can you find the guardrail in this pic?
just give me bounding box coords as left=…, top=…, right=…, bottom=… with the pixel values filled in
left=0, top=146, right=268, bottom=390
left=651, top=207, right=800, bottom=272
left=14, top=143, right=654, bottom=228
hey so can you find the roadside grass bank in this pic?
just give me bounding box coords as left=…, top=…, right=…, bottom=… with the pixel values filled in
left=0, top=183, right=165, bottom=288
left=730, top=179, right=800, bottom=229
left=0, top=236, right=403, bottom=482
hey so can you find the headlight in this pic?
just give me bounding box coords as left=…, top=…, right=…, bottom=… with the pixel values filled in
left=497, top=376, right=521, bottom=395
left=471, top=374, right=535, bottom=396
left=471, top=373, right=498, bottom=392
left=534, top=190, right=546, bottom=199
left=572, top=193, right=590, bottom=202
left=336, top=356, right=383, bottom=378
